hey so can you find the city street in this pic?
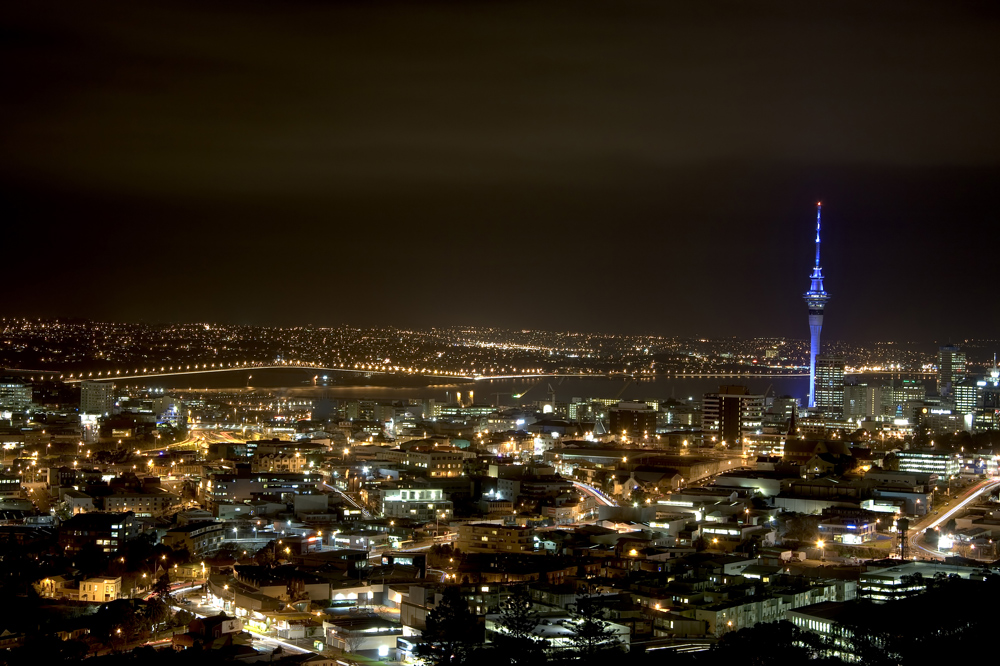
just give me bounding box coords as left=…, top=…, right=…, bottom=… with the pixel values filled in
left=170, top=589, right=312, bottom=656
left=909, top=478, right=1000, bottom=560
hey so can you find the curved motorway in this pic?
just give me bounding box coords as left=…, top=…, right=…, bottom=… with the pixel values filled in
left=909, top=478, right=1000, bottom=560
left=571, top=480, right=618, bottom=507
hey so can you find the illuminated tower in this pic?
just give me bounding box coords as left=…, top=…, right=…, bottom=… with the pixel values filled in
left=804, top=202, right=830, bottom=409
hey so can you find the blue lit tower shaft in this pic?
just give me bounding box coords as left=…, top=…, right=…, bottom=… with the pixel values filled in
left=804, top=203, right=830, bottom=409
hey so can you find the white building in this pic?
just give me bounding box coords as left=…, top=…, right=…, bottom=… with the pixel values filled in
left=80, top=381, right=115, bottom=415
left=701, top=386, right=763, bottom=445
left=380, top=487, right=453, bottom=523
left=0, top=380, right=32, bottom=411
left=895, top=449, right=959, bottom=478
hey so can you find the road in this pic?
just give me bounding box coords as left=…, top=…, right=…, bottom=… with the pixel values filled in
left=908, top=478, right=1000, bottom=560
left=571, top=480, right=618, bottom=507
left=170, top=588, right=311, bottom=656
left=320, top=481, right=372, bottom=518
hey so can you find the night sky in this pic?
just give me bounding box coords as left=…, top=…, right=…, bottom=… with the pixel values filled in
left=2, top=0, right=998, bottom=341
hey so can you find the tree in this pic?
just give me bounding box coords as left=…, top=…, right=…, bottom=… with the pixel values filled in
left=92, top=600, right=144, bottom=647
left=712, top=620, right=829, bottom=666
left=72, top=542, right=108, bottom=578
left=417, top=586, right=480, bottom=666
left=153, top=572, right=171, bottom=598
left=493, top=587, right=544, bottom=666
left=172, top=609, right=196, bottom=628
left=568, top=597, right=622, bottom=662
left=144, top=598, right=171, bottom=628
left=781, top=514, right=822, bottom=544
left=899, top=572, right=924, bottom=598
left=254, top=542, right=276, bottom=567
left=341, top=629, right=367, bottom=653
left=181, top=480, right=198, bottom=501
left=629, top=486, right=649, bottom=506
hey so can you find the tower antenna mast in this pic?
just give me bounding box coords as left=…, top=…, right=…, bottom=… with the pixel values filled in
left=804, top=202, right=830, bottom=409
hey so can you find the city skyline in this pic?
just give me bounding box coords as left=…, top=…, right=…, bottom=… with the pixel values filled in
left=2, top=2, right=1000, bottom=663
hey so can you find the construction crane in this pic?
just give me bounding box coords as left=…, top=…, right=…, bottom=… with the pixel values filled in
left=512, top=381, right=541, bottom=400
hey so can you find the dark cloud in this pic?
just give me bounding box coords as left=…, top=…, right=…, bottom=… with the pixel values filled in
left=2, top=0, right=998, bottom=340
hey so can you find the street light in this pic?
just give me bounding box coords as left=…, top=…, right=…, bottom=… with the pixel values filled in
left=817, top=539, right=825, bottom=561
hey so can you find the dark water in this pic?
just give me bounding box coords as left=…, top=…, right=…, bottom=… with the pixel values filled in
left=113, top=367, right=936, bottom=407
left=118, top=367, right=812, bottom=406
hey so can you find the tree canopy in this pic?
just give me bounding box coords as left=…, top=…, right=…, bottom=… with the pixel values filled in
left=417, top=587, right=481, bottom=666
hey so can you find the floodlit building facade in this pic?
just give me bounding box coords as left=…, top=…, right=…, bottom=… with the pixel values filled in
left=702, top=386, right=764, bottom=444
left=80, top=380, right=115, bottom=415
left=937, top=345, right=966, bottom=397
left=895, top=449, right=959, bottom=478
left=380, top=487, right=453, bottom=523
left=456, top=523, right=535, bottom=554
left=813, top=355, right=845, bottom=417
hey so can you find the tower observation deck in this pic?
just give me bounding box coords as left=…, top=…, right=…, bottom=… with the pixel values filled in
left=804, top=202, right=830, bottom=409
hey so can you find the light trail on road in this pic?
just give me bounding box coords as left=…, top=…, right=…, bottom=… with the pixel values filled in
left=910, top=479, right=1000, bottom=559
left=320, top=482, right=372, bottom=518
left=571, top=480, right=618, bottom=507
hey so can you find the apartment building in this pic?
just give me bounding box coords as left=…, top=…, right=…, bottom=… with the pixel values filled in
left=456, top=523, right=535, bottom=554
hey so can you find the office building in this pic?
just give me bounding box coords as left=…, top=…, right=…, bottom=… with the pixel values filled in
left=887, top=379, right=926, bottom=412
left=813, top=355, right=845, bottom=416
left=80, top=381, right=115, bottom=415
left=377, top=446, right=470, bottom=478
left=702, top=386, right=764, bottom=444
left=161, top=522, right=228, bottom=556
left=455, top=523, right=535, bottom=554
left=0, top=379, right=32, bottom=411
left=954, top=381, right=979, bottom=414
left=895, top=449, right=959, bottom=479
left=843, top=380, right=926, bottom=421
left=105, top=489, right=180, bottom=517
left=937, top=345, right=966, bottom=397
left=58, top=511, right=140, bottom=553
left=380, top=487, right=453, bottom=523
left=201, top=470, right=320, bottom=511
left=609, top=401, right=657, bottom=440
left=843, top=384, right=870, bottom=420
left=0, top=474, right=21, bottom=499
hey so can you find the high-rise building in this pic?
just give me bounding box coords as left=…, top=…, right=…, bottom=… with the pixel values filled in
left=844, top=380, right=928, bottom=421
left=887, top=379, right=925, bottom=411
left=954, top=366, right=1000, bottom=432
left=702, top=385, right=764, bottom=444
left=895, top=450, right=960, bottom=479
left=843, top=384, right=870, bottom=420
left=609, top=401, right=657, bottom=440
left=0, top=379, right=32, bottom=411
left=762, top=395, right=798, bottom=429
left=937, top=346, right=966, bottom=397
left=80, top=380, right=115, bottom=415
left=804, top=203, right=830, bottom=409
left=813, top=355, right=845, bottom=416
